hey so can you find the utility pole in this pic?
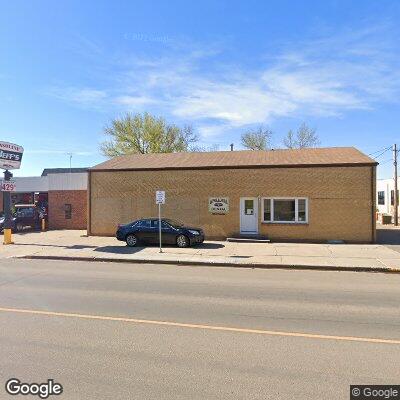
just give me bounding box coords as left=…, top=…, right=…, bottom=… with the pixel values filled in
left=68, top=153, right=72, bottom=173
left=394, top=144, right=398, bottom=226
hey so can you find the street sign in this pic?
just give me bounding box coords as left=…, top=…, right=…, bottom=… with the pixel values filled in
left=1, top=180, right=16, bottom=192
left=0, top=141, right=24, bottom=170
left=155, top=190, right=165, bottom=253
left=156, top=190, right=165, bottom=204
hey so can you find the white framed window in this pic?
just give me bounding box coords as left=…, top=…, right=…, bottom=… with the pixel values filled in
left=262, top=197, right=308, bottom=224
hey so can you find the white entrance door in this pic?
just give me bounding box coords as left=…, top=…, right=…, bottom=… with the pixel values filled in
left=240, top=197, right=258, bottom=234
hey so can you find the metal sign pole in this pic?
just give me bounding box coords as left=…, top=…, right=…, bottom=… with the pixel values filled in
left=3, top=170, right=13, bottom=244
left=158, top=203, right=162, bottom=253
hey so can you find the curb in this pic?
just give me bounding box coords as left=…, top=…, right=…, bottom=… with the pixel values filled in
left=18, top=255, right=400, bottom=274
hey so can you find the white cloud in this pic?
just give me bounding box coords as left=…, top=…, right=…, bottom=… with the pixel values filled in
left=47, top=23, right=400, bottom=138
left=114, top=95, right=157, bottom=107
left=46, top=87, right=107, bottom=106
left=115, top=25, right=400, bottom=136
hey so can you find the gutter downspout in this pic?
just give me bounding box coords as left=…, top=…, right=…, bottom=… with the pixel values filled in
left=371, top=165, right=376, bottom=243
left=87, top=170, right=92, bottom=236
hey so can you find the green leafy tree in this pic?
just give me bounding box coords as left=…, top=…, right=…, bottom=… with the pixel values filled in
left=283, top=123, right=320, bottom=149
left=101, top=112, right=198, bottom=157
left=241, top=126, right=273, bottom=150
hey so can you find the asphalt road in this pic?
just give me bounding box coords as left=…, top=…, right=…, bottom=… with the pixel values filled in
left=0, top=258, right=399, bottom=400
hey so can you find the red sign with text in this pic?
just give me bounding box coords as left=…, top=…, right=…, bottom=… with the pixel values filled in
left=1, top=180, right=16, bottom=192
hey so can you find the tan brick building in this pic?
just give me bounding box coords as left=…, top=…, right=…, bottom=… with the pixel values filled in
left=88, top=147, right=377, bottom=243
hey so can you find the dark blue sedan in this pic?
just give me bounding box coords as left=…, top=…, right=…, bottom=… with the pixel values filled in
left=116, top=218, right=205, bottom=248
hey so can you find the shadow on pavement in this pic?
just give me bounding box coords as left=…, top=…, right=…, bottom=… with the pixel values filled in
left=94, top=242, right=225, bottom=254
left=376, top=228, right=400, bottom=245
left=12, top=243, right=98, bottom=249
left=94, top=246, right=145, bottom=254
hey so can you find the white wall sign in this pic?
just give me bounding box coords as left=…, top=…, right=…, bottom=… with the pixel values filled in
left=1, top=180, right=16, bottom=192
left=209, top=197, right=229, bottom=214
left=156, top=190, right=166, bottom=204
left=0, top=141, right=24, bottom=170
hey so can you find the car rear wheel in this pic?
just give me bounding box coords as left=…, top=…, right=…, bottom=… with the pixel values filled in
left=176, top=234, right=189, bottom=248
left=126, top=234, right=138, bottom=247
left=16, top=222, right=24, bottom=232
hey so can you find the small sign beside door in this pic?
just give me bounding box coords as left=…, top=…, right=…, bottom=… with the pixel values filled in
left=209, top=197, right=229, bottom=214
left=156, top=190, right=165, bottom=204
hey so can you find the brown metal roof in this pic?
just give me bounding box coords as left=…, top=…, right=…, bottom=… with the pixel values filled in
left=91, top=147, right=377, bottom=171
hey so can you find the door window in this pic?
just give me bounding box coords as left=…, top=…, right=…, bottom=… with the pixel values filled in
left=244, top=199, right=254, bottom=215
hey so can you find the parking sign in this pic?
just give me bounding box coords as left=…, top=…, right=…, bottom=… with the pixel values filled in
left=156, top=190, right=165, bottom=204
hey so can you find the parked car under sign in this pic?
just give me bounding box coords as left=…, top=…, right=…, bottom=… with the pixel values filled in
left=116, top=218, right=205, bottom=248
left=0, top=204, right=47, bottom=233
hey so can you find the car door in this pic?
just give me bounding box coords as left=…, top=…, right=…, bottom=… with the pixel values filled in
left=151, top=220, right=176, bottom=244
left=136, top=219, right=153, bottom=243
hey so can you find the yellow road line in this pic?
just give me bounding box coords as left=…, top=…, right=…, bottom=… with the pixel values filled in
left=0, top=306, right=399, bottom=345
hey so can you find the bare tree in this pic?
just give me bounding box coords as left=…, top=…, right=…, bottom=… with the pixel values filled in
left=190, top=143, right=220, bottom=152
left=283, top=123, right=320, bottom=149
left=241, top=126, right=273, bottom=150
left=101, top=112, right=198, bottom=157
left=283, top=129, right=297, bottom=149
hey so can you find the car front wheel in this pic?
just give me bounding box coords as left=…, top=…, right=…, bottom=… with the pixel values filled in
left=126, top=234, right=138, bottom=247
left=176, top=234, right=189, bottom=248
left=16, top=222, right=24, bottom=232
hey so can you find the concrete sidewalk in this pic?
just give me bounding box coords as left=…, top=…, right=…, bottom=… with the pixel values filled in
left=1, top=230, right=400, bottom=272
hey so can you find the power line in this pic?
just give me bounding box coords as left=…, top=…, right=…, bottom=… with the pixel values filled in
left=372, top=146, right=392, bottom=160
left=378, top=158, right=392, bottom=165
left=368, top=146, right=392, bottom=157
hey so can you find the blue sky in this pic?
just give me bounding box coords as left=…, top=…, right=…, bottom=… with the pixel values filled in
left=1, top=0, right=399, bottom=178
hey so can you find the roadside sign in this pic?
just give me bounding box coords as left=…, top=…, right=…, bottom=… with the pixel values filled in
left=0, top=141, right=24, bottom=170
left=156, top=190, right=165, bottom=253
left=1, top=180, right=16, bottom=192
left=156, top=190, right=165, bottom=204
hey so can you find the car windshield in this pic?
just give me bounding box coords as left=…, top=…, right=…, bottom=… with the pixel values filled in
left=164, top=219, right=185, bottom=228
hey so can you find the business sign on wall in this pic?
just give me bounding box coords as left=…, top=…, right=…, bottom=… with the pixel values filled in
left=0, top=142, right=24, bottom=170
left=209, top=197, right=229, bottom=214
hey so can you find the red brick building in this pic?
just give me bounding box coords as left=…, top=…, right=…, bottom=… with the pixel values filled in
left=1, top=169, right=87, bottom=229
left=46, top=172, right=87, bottom=229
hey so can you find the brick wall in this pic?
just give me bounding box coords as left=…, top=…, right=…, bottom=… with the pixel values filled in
left=89, top=166, right=375, bottom=243
left=48, top=190, right=87, bottom=229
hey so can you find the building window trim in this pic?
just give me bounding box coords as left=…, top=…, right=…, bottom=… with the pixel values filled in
left=261, top=197, right=309, bottom=224
left=64, top=203, right=72, bottom=220
left=377, top=191, right=385, bottom=205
